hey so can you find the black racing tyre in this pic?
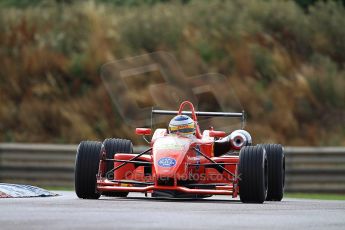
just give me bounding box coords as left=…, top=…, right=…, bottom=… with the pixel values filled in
left=102, top=138, right=133, bottom=197
left=260, top=144, right=285, bottom=201
left=103, top=138, right=133, bottom=173
left=239, top=146, right=268, bottom=203
left=75, top=141, right=102, bottom=199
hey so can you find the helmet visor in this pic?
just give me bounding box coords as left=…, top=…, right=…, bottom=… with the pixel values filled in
left=169, top=123, right=195, bottom=135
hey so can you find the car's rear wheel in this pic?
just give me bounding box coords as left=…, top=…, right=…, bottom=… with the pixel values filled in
left=75, top=141, right=102, bottom=199
left=239, top=146, right=268, bottom=203
left=102, top=138, right=133, bottom=197
left=260, top=144, right=285, bottom=201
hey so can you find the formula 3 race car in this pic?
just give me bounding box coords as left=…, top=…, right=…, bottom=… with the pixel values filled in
left=75, top=101, right=285, bottom=203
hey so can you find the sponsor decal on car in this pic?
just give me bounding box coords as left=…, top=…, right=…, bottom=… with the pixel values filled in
left=158, top=157, right=176, bottom=167
left=155, top=144, right=185, bottom=150
left=195, top=145, right=201, bottom=170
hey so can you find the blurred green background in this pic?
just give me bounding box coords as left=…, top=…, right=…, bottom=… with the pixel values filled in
left=0, top=0, right=344, bottom=145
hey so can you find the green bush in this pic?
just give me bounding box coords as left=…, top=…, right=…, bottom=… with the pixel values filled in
left=309, top=54, right=345, bottom=109
left=119, top=4, right=183, bottom=52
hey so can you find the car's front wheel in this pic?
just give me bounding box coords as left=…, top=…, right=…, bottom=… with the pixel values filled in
left=75, top=141, right=102, bottom=199
left=239, top=145, right=268, bottom=203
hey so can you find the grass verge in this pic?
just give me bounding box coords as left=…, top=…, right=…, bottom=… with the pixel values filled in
left=42, top=186, right=74, bottom=191
left=286, top=193, right=345, bottom=201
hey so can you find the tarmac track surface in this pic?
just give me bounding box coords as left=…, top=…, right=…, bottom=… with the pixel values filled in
left=0, top=191, right=344, bottom=230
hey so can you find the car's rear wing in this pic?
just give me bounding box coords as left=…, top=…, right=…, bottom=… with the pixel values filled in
left=152, top=109, right=245, bottom=128
left=152, top=109, right=244, bottom=118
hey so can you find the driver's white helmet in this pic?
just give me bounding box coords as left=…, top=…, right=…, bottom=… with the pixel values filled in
left=168, top=115, right=196, bottom=136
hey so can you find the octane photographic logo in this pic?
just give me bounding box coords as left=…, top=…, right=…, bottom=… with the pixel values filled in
left=100, top=52, right=243, bottom=131
left=123, top=170, right=242, bottom=183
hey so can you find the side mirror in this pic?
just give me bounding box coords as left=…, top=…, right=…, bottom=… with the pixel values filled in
left=136, top=128, right=152, bottom=136
left=209, top=130, right=226, bottom=138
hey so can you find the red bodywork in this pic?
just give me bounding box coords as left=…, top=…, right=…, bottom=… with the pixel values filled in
left=96, top=101, right=240, bottom=197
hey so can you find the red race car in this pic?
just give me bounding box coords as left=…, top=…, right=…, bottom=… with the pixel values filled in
left=75, top=101, right=285, bottom=203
